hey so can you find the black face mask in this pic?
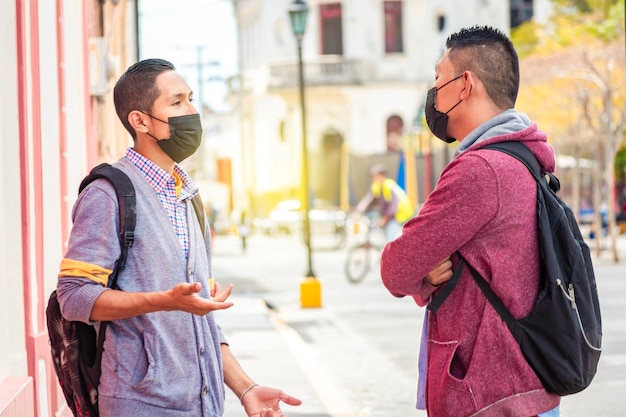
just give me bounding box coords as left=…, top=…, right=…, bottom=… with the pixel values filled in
left=144, top=113, right=203, bottom=163
left=424, top=74, right=464, bottom=143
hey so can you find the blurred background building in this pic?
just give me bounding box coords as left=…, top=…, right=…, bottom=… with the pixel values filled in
left=228, top=0, right=519, bottom=222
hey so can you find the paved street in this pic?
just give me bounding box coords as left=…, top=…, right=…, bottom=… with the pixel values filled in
left=212, top=232, right=626, bottom=417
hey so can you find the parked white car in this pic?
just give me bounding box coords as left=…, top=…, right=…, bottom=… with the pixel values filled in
left=257, top=199, right=347, bottom=249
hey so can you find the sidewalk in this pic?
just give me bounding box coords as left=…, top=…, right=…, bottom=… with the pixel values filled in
left=587, top=231, right=626, bottom=265
left=214, top=297, right=332, bottom=417
left=212, top=233, right=626, bottom=417
left=211, top=233, right=423, bottom=417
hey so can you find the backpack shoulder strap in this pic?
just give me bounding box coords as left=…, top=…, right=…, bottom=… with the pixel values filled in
left=482, top=141, right=560, bottom=193
left=464, top=257, right=519, bottom=337
left=190, top=193, right=206, bottom=238
left=75, top=163, right=137, bottom=371
left=79, top=163, right=136, bottom=286
left=427, top=257, right=464, bottom=313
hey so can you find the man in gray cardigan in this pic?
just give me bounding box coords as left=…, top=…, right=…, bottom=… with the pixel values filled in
left=56, top=58, right=301, bottom=417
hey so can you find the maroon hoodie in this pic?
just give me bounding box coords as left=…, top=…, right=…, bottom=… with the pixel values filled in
left=381, top=122, right=561, bottom=416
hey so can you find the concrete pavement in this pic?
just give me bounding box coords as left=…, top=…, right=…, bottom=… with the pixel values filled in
left=212, top=233, right=626, bottom=417
left=215, top=297, right=331, bottom=417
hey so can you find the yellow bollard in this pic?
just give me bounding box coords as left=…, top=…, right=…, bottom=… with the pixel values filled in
left=300, top=277, right=322, bottom=308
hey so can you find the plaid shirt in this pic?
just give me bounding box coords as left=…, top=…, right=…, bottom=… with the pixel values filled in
left=124, top=148, right=198, bottom=259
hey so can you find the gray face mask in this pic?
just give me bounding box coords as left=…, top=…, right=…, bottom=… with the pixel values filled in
left=144, top=113, right=203, bottom=163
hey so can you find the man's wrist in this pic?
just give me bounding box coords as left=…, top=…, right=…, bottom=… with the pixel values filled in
left=239, top=383, right=259, bottom=404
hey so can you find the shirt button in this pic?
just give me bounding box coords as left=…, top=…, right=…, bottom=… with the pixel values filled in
left=202, top=385, right=208, bottom=395
left=200, top=347, right=205, bottom=355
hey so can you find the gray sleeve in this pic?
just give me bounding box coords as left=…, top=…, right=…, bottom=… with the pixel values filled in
left=57, top=181, right=121, bottom=323
left=216, top=324, right=228, bottom=346
left=56, top=277, right=109, bottom=324
left=381, top=190, right=399, bottom=218
left=356, top=191, right=375, bottom=214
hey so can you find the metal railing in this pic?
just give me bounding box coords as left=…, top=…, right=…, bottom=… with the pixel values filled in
left=269, top=56, right=374, bottom=87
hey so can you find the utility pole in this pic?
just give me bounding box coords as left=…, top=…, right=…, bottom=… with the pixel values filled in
left=193, top=45, right=221, bottom=118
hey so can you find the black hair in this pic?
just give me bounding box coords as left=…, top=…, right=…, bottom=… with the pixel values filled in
left=113, top=58, right=176, bottom=139
left=370, top=164, right=388, bottom=177
left=446, top=26, right=519, bottom=109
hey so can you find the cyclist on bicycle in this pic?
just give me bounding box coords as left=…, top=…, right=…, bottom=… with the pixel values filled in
left=355, top=164, right=414, bottom=241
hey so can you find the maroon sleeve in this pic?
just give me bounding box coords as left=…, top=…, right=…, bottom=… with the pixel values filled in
left=380, top=154, right=500, bottom=298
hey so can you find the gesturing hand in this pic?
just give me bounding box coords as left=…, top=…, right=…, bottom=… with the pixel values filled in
left=241, top=385, right=302, bottom=417
left=165, top=281, right=234, bottom=315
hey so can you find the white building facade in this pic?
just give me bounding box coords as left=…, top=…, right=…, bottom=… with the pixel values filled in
left=231, top=0, right=509, bottom=214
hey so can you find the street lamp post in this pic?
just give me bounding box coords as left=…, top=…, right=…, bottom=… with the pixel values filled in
left=288, top=0, right=321, bottom=308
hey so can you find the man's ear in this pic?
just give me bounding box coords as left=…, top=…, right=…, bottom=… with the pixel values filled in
left=128, top=110, right=149, bottom=134
left=460, top=71, right=474, bottom=99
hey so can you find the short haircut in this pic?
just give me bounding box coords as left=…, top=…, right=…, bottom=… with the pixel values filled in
left=113, top=58, right=176, bottom=139
left=446, top=26, right=519, bottom=110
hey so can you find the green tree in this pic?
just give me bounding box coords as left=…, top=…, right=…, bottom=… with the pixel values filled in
left=514, top=0, right=626, bottom=260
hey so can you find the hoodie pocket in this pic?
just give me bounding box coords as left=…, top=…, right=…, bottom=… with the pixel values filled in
left=428, top=340, right=477, bottom=415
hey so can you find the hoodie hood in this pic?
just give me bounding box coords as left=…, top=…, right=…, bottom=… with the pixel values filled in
left=456, top=109, right=556, bottom=174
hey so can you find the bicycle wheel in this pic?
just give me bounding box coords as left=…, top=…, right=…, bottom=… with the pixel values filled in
left=331, top=225, right=347, bottom=250
left=344, top=244, right=373, bottom=283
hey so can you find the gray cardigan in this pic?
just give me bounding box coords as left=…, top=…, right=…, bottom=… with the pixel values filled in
left=57, top=157, right=227, bottom=417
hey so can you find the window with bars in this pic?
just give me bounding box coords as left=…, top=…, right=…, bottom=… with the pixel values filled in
left=384, top=1, right=404, bottom=53
left=320, top=3, right=343, bottom=55
left=510, top=0, right=534, bottom=28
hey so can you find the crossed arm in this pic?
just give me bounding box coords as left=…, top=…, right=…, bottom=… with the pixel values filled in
left=424, top=257, right=453, bottom=287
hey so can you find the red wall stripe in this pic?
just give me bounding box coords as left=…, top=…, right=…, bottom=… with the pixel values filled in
left=16, top=0, right=32, bottom=342
left=16, top=0, right=47, bottom=416
left=51, top=1, right=69, bottom=414
left=57, top=0, right=69, bottom=246
left=83, top=2, right=98, bottom=167
left=29, top=0, right=45, bottom=334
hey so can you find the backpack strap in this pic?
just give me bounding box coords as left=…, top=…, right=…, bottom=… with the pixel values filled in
left=79, top=163, right=136, bottom=281
left=427, top=257, right=464, bottom=313
left=464, top=257, right=518, bottom=335
left=482, top=141, right=560, bottom=193
left=78, top=163, right=137, bottom=373
left=191, top=193, right=206, bottom=238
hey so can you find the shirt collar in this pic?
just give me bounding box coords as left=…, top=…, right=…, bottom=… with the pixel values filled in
left=124, top=148, right=198, bottom=200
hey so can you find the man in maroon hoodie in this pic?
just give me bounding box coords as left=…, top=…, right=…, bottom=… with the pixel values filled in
left=380, top=26, right=561, bottom=417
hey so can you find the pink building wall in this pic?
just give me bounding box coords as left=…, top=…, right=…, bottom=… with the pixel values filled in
left=1, top=0, right=136, bottom=413
left=0, top=377, right=34, bottom=417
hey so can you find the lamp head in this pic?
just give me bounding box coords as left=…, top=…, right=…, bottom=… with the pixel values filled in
left=288, top=0, right=309, bottom=40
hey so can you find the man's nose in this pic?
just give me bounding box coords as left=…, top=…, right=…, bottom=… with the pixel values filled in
left=185, top=100, right=198, bottom=114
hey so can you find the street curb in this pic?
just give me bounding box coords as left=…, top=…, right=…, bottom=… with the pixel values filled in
left=266, top=310, right=356, bottom=417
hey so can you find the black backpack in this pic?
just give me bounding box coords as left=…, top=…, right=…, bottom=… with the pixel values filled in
left=46, top=163, right=206, bottom=416
left=428, top=141, right=602, bottom=396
